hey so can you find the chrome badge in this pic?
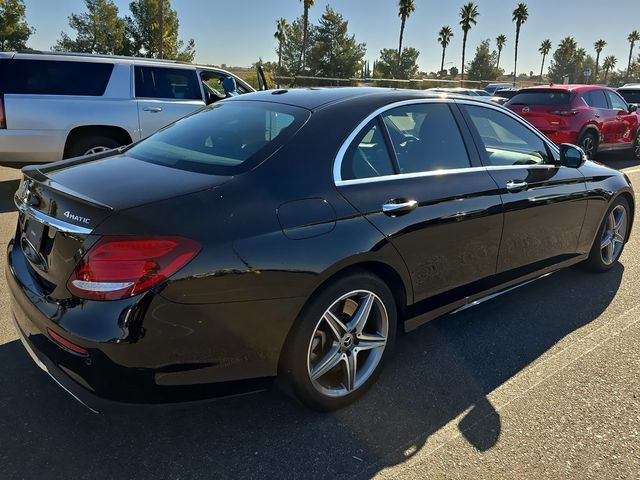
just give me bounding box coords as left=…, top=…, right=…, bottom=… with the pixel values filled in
left=522, top=106, right=530, bottom=113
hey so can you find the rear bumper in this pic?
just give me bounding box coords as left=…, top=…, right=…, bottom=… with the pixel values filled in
left=6, top=239, right=302, bottom=411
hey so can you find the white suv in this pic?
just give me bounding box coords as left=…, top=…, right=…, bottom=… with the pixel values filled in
left=0, top=51, right=255, bottom=163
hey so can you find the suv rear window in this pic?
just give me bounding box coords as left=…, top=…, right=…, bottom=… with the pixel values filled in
left=507, top=90, right=571, bottom=106
left=619, top=89, right=640, bottom=104
left=126, top=101, right=310, bottom=175
left=0, top=59, right=113, bottom=96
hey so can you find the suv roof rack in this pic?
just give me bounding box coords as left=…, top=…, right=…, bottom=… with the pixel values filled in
left=14, top=50, right=192, bottom=65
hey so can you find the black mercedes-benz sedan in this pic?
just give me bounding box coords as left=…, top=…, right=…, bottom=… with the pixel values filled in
left=7, top=88, right=634, bottom=411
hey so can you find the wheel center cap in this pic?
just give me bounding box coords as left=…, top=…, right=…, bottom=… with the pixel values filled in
left=340, top=333, right=355, bottom=350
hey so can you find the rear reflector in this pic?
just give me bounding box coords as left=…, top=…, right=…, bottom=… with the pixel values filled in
left=67, top=236, right=201, bottom=300
left=0, top=95, right=5, bottom=129
left=47, top=328, right=89, bottom=356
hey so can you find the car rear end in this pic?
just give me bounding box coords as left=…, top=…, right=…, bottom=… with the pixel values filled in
left=619, top=87, right=640, bottom=108
left=505, top=88, right=584, bottom=144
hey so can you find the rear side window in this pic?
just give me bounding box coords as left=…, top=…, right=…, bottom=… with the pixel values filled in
left=0, top=59, right=113, bottom=96
left=507, top=90, right=571, bottom=106
left=619, top=90, right=640, bottom=104
left=582, top=90, right=608, bottom=109
left=382, top=103, right=471, bottom=173
left=126, top=101, right=309, bottom=175
left=135, top=66, right=201, bottom=100
left=341, top=119, right=395, bottom=180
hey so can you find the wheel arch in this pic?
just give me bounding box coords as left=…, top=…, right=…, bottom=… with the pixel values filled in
left=578, top=124, right=601, bottom=145
left=63, top=125, right=134, bottom=158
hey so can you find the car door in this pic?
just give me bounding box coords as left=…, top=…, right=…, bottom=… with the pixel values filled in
left=460, top=102, right=588, bottom=275
left=134, top=65, right=205, bottom=138
left=582, top=89, right=617, bottom=147
left=335, top=100, right=504, bottom=302
left=605, top=90, right=637, bottom=147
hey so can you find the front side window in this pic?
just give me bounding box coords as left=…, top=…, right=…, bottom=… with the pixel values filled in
left=382, top=103, right=471, bottom=173
left=0, top=59, right=113, bottom=96
left=341, top=119, right=395, bottom=180
left=606, top=90, right=629, bottom=111
left=135, top=66, right=201, bottom=100
left=582, top=90, right=608, bottom=109
left=126, top=101, right=309, bottom=174
left=465, top=105, right=550, bottom=166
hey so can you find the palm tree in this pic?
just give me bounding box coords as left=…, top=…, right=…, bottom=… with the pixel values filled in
left=274, top=18, right=289, bottom=85
left=512, top=3, right=529, bottom=85
left=593, top=39, right=607, bottom=82
left=626, top=31, right=640, bottom=82
left=603, top=55, right=617, bottom=84
left=538, top=39, right=551, bottom=82
left=459, top=2, right=479, bottom=81
left=299, top=0, right=315, bottom=72
left=438, top=26, right=454, bottom=76
left=397, top=0, right=416, bottom=70
left=496, top=34, right=507, bottom=70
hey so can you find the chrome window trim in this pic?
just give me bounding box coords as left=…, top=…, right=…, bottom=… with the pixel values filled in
left=15, top=198, right=93, bottom=235
left=333, top=97, right=561, bottom=186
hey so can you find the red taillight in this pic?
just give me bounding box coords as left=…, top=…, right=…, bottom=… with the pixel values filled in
left=67, top=236, right=201, bottom=300
left=47, top=328, right=89, bottom=356
left=0, top=95, right=6, bottom=129
left=550, top=109, right=579, bottom=116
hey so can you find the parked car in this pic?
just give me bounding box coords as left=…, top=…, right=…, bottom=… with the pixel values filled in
left=0, top=51, right=255, bottom=164
left=429, top=87, right=504, bottom=104
left=505, top=85, right=640, bottom=159
left=618, top=84, right=640, bottom=108
left=485, top=82, right=513, bottom=95
left=8, top=88, right=634, bottom=411
left=493, top=87, right=519, bottom=101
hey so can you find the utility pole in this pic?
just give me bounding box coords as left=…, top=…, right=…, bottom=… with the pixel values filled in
left=158, top=0, right=164, bottom=59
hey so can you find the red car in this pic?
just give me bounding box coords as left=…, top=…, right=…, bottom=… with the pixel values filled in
left=505, top=85, right=640, bottom=159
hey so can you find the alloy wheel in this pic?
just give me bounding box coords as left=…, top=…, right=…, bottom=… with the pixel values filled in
left=600, top=205, right=627, bottom=265
left=634, top=135, right=640, bottom=160
left=84, top=146, right=113, bottom=155
left=307, top=290, right=389, bottom=398
left=582, top=136, right=595, bottom=159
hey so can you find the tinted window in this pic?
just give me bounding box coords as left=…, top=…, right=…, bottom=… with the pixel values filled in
left=341, top=119, right=395, bottom=180
left=606, top=90, right=629, bottom=111
left=507, top=90, right=571, bottom=105
left=582, top=90, right=608, bottom=109
left=382, top=103, right=471, bottom=173
left=135, top=66, right=201, bottom=100
left=126, top=101, right=309, bottom=175
left=619, top=89, right=640, bottom=104
left=465, top=105, right=550, bottom=166
left=0, top=59, right=113, bottom=96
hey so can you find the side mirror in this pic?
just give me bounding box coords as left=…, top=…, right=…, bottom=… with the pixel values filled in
left=559, top=143, right=587, bottom=168
left=629, top=104, right=638, bottom=113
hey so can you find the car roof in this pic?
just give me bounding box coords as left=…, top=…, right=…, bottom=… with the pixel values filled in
left=226, top=87, right=484, bottom=111
left=518, top=84, right=611, bottom=92
left=619, top=84, right=640, bottom=90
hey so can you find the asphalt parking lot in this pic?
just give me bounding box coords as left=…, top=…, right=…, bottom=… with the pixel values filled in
left=0, top=155, right=639, bottom=480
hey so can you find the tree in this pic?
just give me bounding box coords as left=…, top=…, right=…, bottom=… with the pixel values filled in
left=438, top=26, right=453, bottom=77
left=449, top=66, right=459, bottom=78
left=53, top=0, right=126, bottom=54
left=298, top=0, right=315, bottom=72
left=125, top=0, right=195, bottom=61
left=593, top=39, right=606, bottom=82
left=466, top=39, right=501, bottom=81
left=397, top=0, right=416, bottom=68
left=626, top=31, right=640, bottom=82
left=306, top=6, right=366, bottom=79
left=376, top=47, right=419, bottom=79
left=602, top=55, right=617, bottom=84
left=274, top=18, right=290, bottom=80
left=547, top=36, right=582, bottom=83
left=280, top=16, right=312, bottom=77
left=495, top=34, right=506, bottom=70
left=0, top=0, right=34, bottom=51
left=459, top=2, right=479, bottom=81
left=512, top=2, right=528, bottom=85
left=538, top=39, right=551, bottom=81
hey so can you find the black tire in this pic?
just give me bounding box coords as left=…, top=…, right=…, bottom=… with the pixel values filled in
left=633, top=131, right=640, bottom=161
left=585, top=196, right=631, bottom=272
left=279, top=271, right=397, bottom=411
left=578, top=131, right=598, bottom=160
left=65, top=135, right=122, bottom=159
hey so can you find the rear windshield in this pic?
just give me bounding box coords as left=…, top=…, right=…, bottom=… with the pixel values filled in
left=619, top=89, right=640, bottom=104
left=126, top=100, right=310, bottom=175
left=0, top=59, right=113, bottom=96
left=507, top=90, right=571, bottom=106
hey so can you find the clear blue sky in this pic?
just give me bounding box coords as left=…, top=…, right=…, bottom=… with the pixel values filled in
left=22, top=0, right=640, bottom=74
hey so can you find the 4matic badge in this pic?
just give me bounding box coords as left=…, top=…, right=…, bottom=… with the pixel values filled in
left=64, top=211, right=91, bottom=224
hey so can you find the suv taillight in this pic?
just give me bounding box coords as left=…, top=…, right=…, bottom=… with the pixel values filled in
left=67, top=236, right=201, bottom=300
left=550, top=109, right=579, bottom=116
left=0, top=95, right=6, bottom=129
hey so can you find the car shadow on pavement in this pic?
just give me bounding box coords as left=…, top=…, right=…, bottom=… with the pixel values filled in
left=0, top=179, right=19, bottom=213
left=596, top=151, right=639, bottom=171
left=0, top=264, right=624, bottom=480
